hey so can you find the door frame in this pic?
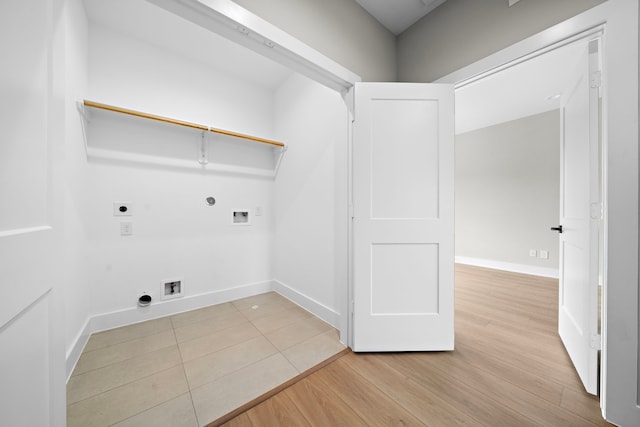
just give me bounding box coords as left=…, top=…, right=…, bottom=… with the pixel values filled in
left=435, top=1, right=638, bottom=421
left=441, top=20, right=608, bottom=411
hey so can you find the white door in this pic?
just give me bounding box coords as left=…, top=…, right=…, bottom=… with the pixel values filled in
left=352, top=82, right=454, bottom=351
left=0, top=0, right=65, bottom=425
left=557, top=39, right=601, bottom=395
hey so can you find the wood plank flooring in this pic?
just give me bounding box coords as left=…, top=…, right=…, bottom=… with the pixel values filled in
left=220, top=264, right=611, bottom=426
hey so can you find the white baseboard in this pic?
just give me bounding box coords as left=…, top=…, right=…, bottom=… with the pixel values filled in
left=65, top=279, right=343, bottom=380
left=65, top=280, right=272, bottom=380
left=272, top=280, right=341, bottom=329
left=89, top=280, right=273, bottom=334
left=455, top=256, right=559, bottom=279
left=65, top=317, right=92, bottom=383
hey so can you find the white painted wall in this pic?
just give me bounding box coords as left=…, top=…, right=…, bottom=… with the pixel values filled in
left=272, top=73, right=348, bottom=329
left=87, top=25, right=275, bottom=138
left=84, top=24, right=276, bottom=325
left=232, top=0, right=396, bottom=82
left=455, top=111, right=560, bottom=276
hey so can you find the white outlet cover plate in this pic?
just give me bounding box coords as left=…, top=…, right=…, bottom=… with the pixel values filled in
left=120, top=222, right=133, bottom=236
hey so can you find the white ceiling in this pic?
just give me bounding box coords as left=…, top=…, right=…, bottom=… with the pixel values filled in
left=82, top=0, right=292, bottom=91
left=455, top=40, right=588, bottom=134
left=355, top=0, right=447, bottom=35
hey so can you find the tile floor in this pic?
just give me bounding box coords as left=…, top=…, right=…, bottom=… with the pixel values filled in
left=67, top=292, right=346, bottom=427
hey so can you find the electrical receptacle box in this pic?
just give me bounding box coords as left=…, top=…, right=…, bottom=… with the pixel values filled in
left=114, top=202, right=132, bottom=216
left=540, top=250, right=549, bottom=259
left=161, top=278, right=183, bottom=300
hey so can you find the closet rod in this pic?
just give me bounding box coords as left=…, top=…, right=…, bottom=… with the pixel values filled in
left=83, top=100, right=285, bottom=147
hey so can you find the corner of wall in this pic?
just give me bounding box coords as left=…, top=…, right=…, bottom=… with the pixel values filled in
left=272, top=279, right=341, bottom=328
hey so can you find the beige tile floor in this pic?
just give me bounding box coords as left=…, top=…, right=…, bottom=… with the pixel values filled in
left=67, top=292, right=346, bottom=427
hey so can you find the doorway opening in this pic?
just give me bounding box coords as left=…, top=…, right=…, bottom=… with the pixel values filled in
left=453, top=30, right=605, bottom=397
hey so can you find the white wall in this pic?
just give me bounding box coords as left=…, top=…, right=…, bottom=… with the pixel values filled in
left=455, top=111, right=560, bottom=276
left=84, top=24, right=277, bottom=326
left=87, top=26, right=274, bottom=138
left=232, top=0, right=396, bottom=82
left=272, top=73, right=348, bottom=329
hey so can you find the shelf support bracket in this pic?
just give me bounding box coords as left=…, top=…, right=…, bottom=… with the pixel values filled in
left=199, top=130, right=209, bottom=165
left=273, top=145, right=288, bottom=177
left=76, top=101, right=90, bottom=158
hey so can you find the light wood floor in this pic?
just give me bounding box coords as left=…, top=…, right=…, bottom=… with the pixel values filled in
left=220, top=264, right=611, bottom=426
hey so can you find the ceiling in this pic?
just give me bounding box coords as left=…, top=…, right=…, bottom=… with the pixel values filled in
left=83, top=0, right=292, bottom=91
left=355, top=0, right=447, bottom=35
left=455, top=40, right=587, bottom=134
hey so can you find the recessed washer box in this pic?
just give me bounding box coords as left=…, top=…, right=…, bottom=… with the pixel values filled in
left=232, top=209, right=251, bottom=225
left=161, top=278, right=183, bottom=300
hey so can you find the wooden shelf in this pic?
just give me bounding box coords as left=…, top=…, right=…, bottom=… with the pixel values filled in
left=78, top=99, right=287, bottom=177
left=83, top=100, right=285, bottom=148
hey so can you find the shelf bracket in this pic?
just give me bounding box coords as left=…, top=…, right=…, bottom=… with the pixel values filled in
left=76, top=101, right=90, bottom=158
left=199, top=130, right=209, bottom=165
left=273, top=145, right=288, bottom=177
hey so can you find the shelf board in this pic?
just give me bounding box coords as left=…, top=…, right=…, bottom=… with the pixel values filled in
left=83, top=100, right=285, bottom=148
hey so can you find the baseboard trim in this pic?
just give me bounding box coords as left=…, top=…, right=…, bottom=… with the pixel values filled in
left=66, top=279, right=343, bottom=381
left=455, top=256, right=559, bottom=279
left=89, top=280, right=273, bottom=334
left=272, top=280, right=341, bottom=329
left=65, top=317, right=92, bottom=383
left=65, top=280, right=272, bottom=380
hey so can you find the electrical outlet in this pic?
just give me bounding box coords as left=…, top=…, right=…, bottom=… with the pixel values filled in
left=540, top=250, right=549, bottom=259
left=114, top=202, right=132, bottom=216
left=529, top=249, right=537, bottom=257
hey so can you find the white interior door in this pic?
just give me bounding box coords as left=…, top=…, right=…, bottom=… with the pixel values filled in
left=557, top=39, right=601, bottom=395
left=352, top=82, right=454, bottom=351
left=0, top=0, right=65, bottom=424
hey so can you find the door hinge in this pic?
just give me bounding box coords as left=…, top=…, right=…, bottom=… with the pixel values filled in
left=590, top=202, right=603, bottom=220
left=590, top=71, right=602, bottom=88
left=590, top=334, right=602, bottom=350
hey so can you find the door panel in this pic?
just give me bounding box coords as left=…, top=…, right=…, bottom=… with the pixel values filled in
left=558, top=39, right=600, bottom=395
left=0, top=294, right=52, bottom=426
left=370, top=98, right=439, bottom=219
left=352, top=82, right=454, bottom=352
left=0, top=0, right=63, bottom=424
